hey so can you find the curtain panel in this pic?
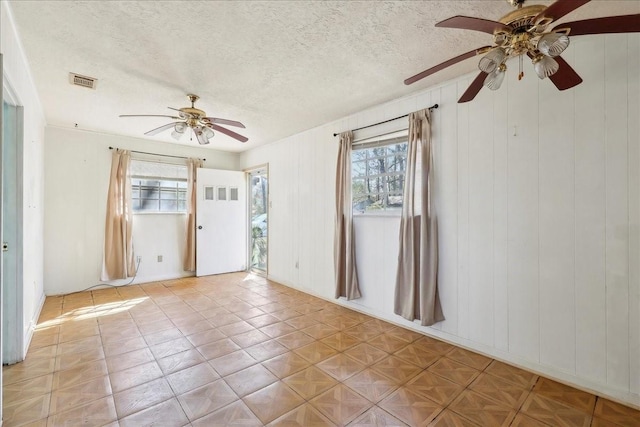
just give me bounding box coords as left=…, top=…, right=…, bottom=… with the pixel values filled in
left=101, top=149, right=135, bottom=281
left=394, top=109, right=444, bottom=326
left=183, top=158, right=203, bottom=271
left=334, top=131, right=362, bottom=300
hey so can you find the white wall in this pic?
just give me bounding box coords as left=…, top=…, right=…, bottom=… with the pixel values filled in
left=44, top=126, right=240, bottom=295
left=1, top=1, right=47, bottom=357
left=241, top=33, right=640, bottom=407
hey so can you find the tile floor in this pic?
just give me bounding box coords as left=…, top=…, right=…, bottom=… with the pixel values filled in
left=3, top=273, right=639, bottom=426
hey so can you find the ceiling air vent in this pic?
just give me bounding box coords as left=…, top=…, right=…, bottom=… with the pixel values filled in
left=69, top=72, right=97, bottom=89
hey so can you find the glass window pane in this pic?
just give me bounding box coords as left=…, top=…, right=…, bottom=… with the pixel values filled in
left=160, top=200, right=178, bottom=211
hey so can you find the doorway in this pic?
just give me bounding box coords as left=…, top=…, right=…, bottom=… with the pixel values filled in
left=2, top=78, right=24, bottom=365
left=248, top=167, right=268, bottom=274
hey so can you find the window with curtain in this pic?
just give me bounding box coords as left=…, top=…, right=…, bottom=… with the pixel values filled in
left=130, top=160, right=187, bottom=213
left=351, top=135, right=408, bottom=214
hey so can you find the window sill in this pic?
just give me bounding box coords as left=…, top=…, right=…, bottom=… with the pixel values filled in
left=133, top=212, right=187, bottom=216
left=353, top=212, right=402, bottom=218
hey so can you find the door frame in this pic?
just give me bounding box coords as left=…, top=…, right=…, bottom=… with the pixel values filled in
left=2, top=69, right=25, bottom=366
left=245, top=164, right=269, bottom=276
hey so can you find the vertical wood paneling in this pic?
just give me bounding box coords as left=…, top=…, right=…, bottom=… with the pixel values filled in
left=506, top=62, right=539, bottom=361
left=628, top=34, right=640, bottom=396
left=493, top=80, right=509, bottom=352
left=538, top=47, right=576, bottom=373
left=467, top=89, right=494, bottom=346
left=574, top=36, right=607, bottom=384
left=604, top=35, right=630, bottom=390
left=437, top=84, right=459, bottom=336
left=456, top=78, right=471, bottom=340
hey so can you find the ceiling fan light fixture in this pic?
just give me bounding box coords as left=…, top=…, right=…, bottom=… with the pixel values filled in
left=484, top=63, right=507, bottom=90
left=203, top=127, right=214, bottom=140
left=171, top=122, right=187, bottom=140
left=537, top=32, right=570, bottom=57
left=532, top=54, right=559, bottom=79
left=478, top=48, right=506, bottom=73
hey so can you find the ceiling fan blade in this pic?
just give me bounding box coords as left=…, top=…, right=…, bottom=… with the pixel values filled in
left=168, top=107, right=192, bottom=118
left=203, top=117, right=246, bottom=128
left=555, top=14, right=640, bottom=36
left=534, top=0, right=590, bottom=25
left=404, top=46, right=491, bottom=85
left=144, top=122, right=179, bottom=136
left=120, top=114, right=181, bottom=119
left=436, top=16, right=512, bottom=35
left=458, top=72, right=488, bottom=103
left=549, top=55, right=583, bottom=90
left=206, top=123, right=249, bottom=143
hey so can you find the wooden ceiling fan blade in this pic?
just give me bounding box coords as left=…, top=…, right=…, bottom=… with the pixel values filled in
left=555, top=14, right=640, bottom=36
left=549, top=56, right=583, bottom=90
left=144, top=122, right=179, bottom=136
left=534, top=0, right=590, bottom=25
left=404, top=46, right=491, bottom=85
left=436, top=16, right=512, bottom=35
left=120, top=114, right=180, bottom=119
left=458, top=72, right=488, bottom=103
left=203, top=117, right=246, bottom=128
left=207, top=123, right=249, bottom=143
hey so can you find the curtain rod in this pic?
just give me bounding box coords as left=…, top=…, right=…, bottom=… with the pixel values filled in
left=108, top=146, right=205, bottom=161
left=333, top=103, right=438, bottom=137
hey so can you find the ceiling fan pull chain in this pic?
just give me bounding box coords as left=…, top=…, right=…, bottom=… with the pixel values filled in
left=518, top=54, right=524, bottom=80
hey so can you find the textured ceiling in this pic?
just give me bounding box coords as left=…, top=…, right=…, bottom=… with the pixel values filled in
left=8, top=0, right=639, bottom=152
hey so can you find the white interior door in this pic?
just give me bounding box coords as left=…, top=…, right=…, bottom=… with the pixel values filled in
left=196, top=168, right=246, bottom=276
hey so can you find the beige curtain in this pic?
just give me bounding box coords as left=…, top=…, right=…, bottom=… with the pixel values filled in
left=101, top=149, right=135, bottom=281
left=394, top=109, right=444, bottom=326
left=183, top=158, right=203, bottom=271
left=334, top=131, right=361, bottom=300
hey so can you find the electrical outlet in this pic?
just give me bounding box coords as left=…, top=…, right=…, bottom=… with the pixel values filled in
left=136, top=256, right=142, bottom=263
left=157, top=255, right=163, bottom=262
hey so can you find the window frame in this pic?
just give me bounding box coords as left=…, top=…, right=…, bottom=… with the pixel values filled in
left=351, top=134, right=408, bottom=215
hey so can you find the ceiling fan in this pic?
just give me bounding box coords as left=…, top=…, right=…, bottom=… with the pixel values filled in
left=404, top=0, right=640, bottom=103
left=120, top=94, right=248, bottom=144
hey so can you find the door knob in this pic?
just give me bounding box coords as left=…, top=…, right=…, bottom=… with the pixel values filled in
left=198, top=226, right=203, bottom=230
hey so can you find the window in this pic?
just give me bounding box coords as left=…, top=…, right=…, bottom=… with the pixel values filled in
left=130, top=160, right=187, bottom=213
left=352, top=136, right=407, bottom=213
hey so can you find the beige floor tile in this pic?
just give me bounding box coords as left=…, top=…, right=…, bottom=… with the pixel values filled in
left=300, top=323, right=339, bottom=340
left=186, top=328, right=226, bottom=347
left=197, top=337, right=241, bottom=360
left=468, top=372, right=530, bottom=410
left=243, top=381, right=305, bottom=424
left=47, top=395, right=117, bottom=427
left=102, top=335, right=147, bottom=357
left=219, top=320, right=255, bottom=337
left=510, top=413, right=551, bottom=427
left=320, top=332, right=362, bottom=352
left=533, top=377, right=596, bottom=414
left=349, top=406, right=409, bottom=426
left=371, top=356, right=422, bottom=385
left=445, top=347, right=492, bottom=371
left=378, top=387, right=443, bottom=427
left=177, top=379, right=239, bottom=421
left=285, top=315, right=321, bottom=330
left=149, top=336, right=193, bottom=359
left=428, top=409, right=481, bottom=426
left=209, top=350, right=258, bottom=376
left=105, top=347, right=155, bottom=373
left=2, top=393, right=51, bottom=426
left=52, top=358, right=109, bottom=390
left=276, top=331, right=315, bottom=350
left=49, top=375, right=112, bottom=415
left=413, top=337, right=455, bottom=355
left=294, top=341, right=339, bottom=364
left=368, top=334, right=410, bottom=354
left=394, top=344, right=441, bottom=368
left=3, top=373, right=53, bottom=407
left=262, top=352, right=311, bottom=378
left=157, top=348, right=206, bottom=375
left=317, top=353, right=367, bottom=382
left=118, top=397, right=189, bottom=427
left=520, top=393, right=591, bottom=427
left=166, top=361, right=220, bottom=395
left=344, top=368, right=399, bottom=403
left=449, top=390, right=517, bottom=426
left=310, top=384, right=373, bottom=426
left=244, top=339, right=290, bottom=362
left=109, top=360, right=163, bottom=393
left=55, top=346, right=105, bottom=372
left=2, top=356, right=56, bottom=385
left=231, top=329, right=272, bottom=348
left=268, top=403, right=337, bottom=427
left=191, top=400, right=262, bottom=427
left=260, top=321, right=298, bottom=338
left=485, top=360, right=539, bottom=390
left=427, top=358, right=480, bottom=387
left=224, top=364, right=278, bottom=397
left=283, top=366, right=338, bottom=400
left=56, top=335, right=103, bottom=356
left=112, top=377, right=173, bottom=418
left=593, top=397, right=640, bottom=427
left=246, top=313, right=281, bottom=328
left=142, top=327, right=183, bottom=346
